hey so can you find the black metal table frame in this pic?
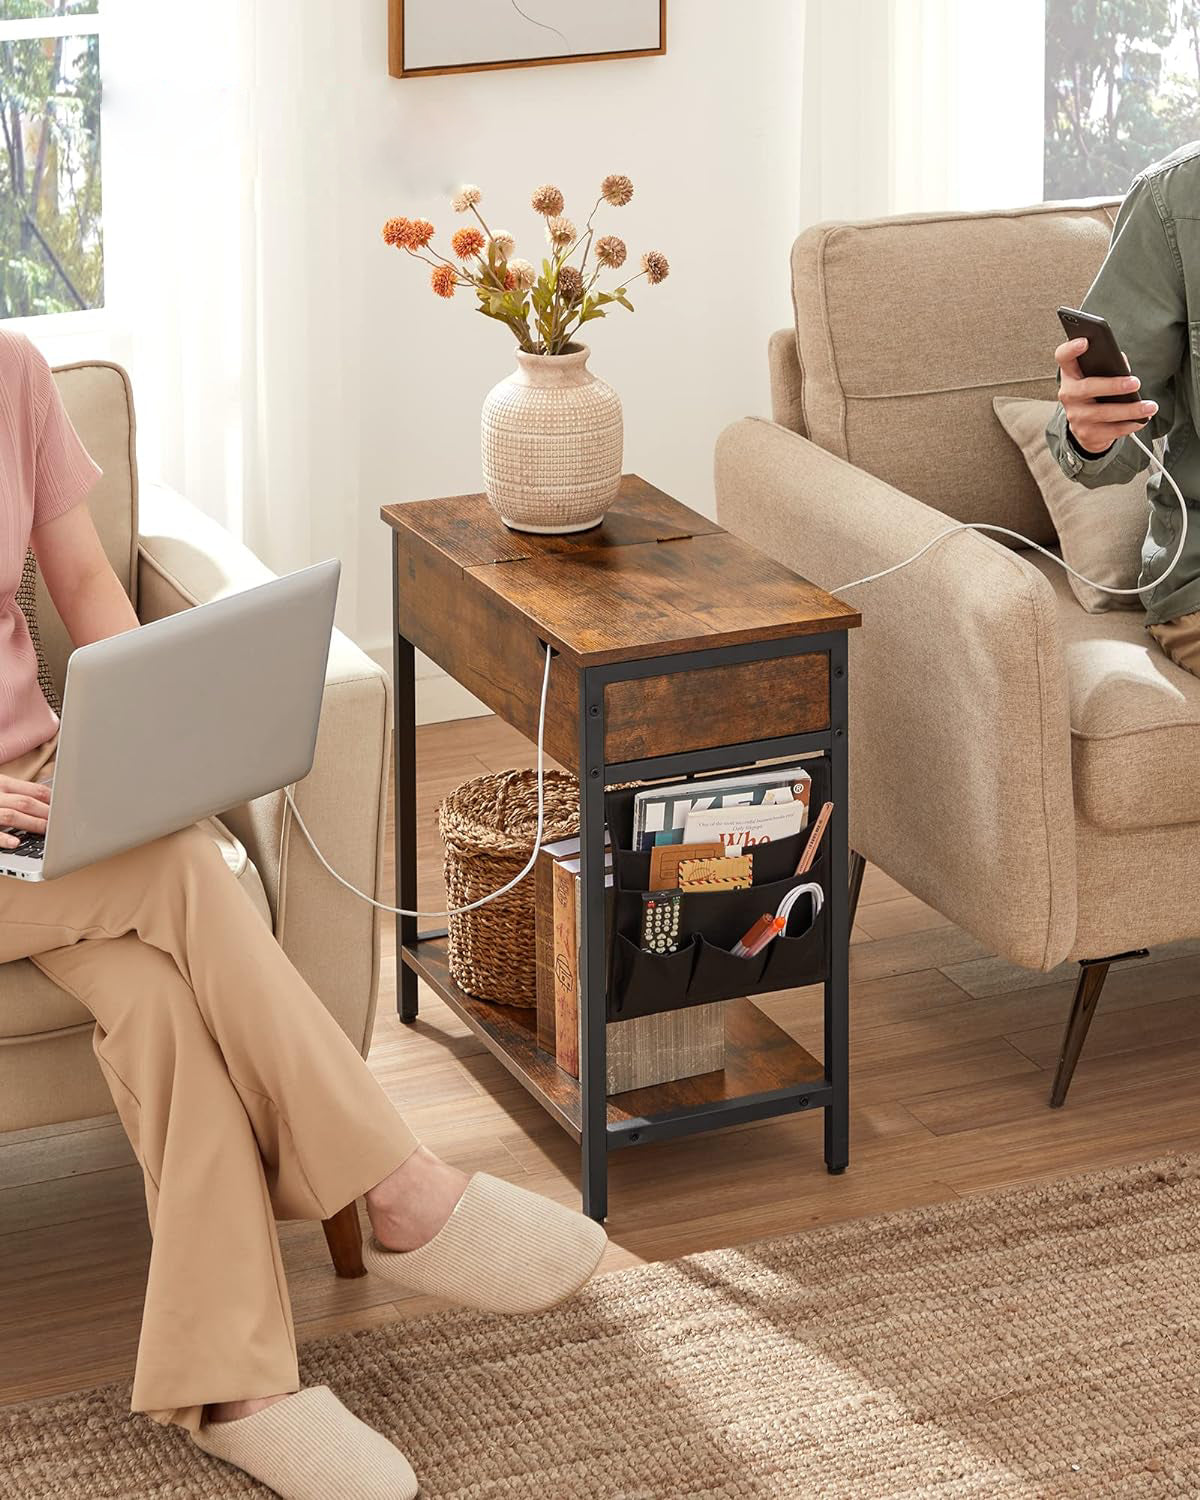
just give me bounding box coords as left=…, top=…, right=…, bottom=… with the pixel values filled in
left=392, top=566, right=850, bottom=1223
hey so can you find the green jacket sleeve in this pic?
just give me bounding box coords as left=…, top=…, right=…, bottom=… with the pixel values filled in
left=1045, top=173, right=1186, bottom=488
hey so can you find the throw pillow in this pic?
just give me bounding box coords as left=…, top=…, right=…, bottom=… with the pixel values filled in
left=992, top=395, right=1149, bottom=614
left=15, top=548, right=62, bottom=713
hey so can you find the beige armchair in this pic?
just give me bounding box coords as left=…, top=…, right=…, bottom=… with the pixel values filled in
left=716, top=197, right=1197, bottom=1105
left=0, top=361, right=391, bottom=1273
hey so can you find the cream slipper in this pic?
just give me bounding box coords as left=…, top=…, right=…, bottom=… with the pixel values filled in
left=192, top=1386, right=418, bottom=1499
left=363, top=1172, right=607, bottom=1314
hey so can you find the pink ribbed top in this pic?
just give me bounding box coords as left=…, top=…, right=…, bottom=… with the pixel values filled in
left=0, top=330, right=100, bottom=762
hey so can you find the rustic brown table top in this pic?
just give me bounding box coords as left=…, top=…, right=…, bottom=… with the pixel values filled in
left=381, top=475, right=859, bottom=668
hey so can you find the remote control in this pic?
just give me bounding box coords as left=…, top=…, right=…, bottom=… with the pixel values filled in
left=640, top=890, right=683, bottom=954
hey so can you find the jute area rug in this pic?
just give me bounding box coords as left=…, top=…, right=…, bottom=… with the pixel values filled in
left=4, top=1155, right=1199, bottom=1499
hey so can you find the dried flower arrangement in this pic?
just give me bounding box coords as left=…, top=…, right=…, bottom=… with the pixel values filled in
left=382, top=175, right=668, bottom=355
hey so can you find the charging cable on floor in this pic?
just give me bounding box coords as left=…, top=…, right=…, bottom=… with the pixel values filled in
left=834, top=431, right=1186, bottom=596
left=282, top=638, right=555, bottom=918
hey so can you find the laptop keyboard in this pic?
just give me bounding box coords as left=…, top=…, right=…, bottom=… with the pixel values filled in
left=4, top=831, right=44, bottom=859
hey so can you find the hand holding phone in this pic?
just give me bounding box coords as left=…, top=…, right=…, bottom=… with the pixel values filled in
left=1054, top=307, right=1157, bottom=456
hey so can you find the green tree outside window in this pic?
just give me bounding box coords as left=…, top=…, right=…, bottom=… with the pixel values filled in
left=1046, top=0, right=1200, bottom=197
left=0, top=1, right=102, bottom=318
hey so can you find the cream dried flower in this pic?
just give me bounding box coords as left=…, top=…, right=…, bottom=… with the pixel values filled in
left=601, top=173, right=634, bottom=207
left=595, top=234, right=627, bottom=269
left=641, top=250, right=669, bottom=285
left=546, top=215, right=576, bottom=249
left=557, top=265, right=584, bottom=305
left=491, top=230, right=515, bottom=259
left=507, top=258, right=536, bottom=291
left=451, top=184, right=481, bottom=213
left=531, top=183, right=565, bottom=216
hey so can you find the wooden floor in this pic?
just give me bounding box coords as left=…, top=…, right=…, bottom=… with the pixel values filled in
left=6, top=713, right=1200, bottom=1408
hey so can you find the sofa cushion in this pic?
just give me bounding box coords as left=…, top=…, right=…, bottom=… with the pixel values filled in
left=791, top=199, right=1120, bottom=543
left=0, top=818, right=271, bottom=1041
left=993, top=396, right=1149, bottom=613
left=1028, top=552, right=1200, bottom=831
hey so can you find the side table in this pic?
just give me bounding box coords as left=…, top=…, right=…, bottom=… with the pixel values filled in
left=381, top=476, right=860, bottom=1222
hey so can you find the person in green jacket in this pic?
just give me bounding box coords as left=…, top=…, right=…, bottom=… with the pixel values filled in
left=1047, top=140, right=1200, bottom=672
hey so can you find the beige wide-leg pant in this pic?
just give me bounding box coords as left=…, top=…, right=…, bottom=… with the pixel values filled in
left=0, top=734, right=418, bottom=1433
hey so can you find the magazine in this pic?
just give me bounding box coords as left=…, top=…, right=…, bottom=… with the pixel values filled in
left=632, top=766, right=811, bottom=852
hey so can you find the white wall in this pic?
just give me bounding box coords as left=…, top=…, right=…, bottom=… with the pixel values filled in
left=280, top=0, right=807, bottom=716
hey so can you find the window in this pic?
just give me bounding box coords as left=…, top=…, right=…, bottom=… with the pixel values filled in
left=1045, top=1, right=1200, bottom=198
left=0, top=1, right=102, bottom=319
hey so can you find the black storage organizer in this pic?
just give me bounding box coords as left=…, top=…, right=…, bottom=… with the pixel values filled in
left=607, top=759, right=830, bottom=1022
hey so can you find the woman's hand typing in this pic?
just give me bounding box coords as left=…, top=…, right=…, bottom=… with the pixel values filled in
left=0, top=775, right=51, bottom=848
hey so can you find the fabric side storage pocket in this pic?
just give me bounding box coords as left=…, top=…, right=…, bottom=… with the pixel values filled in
left=608, top=934, right=699, bottom=1020
left=758, top=897, right=827, bottom=993
left=687, top=935, right=771, bottom=1004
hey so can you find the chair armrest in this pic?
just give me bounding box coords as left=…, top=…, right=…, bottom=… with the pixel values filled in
left=136, top=482, right=392, bottom=1053
left=715, top=418, right=1076, bottom=970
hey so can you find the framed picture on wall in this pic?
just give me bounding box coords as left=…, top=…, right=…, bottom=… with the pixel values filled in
left=389, top=0, right=667, bottom=79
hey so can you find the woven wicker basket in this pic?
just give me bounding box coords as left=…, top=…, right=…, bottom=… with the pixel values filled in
left=439, top=769, right=580, bottom=1007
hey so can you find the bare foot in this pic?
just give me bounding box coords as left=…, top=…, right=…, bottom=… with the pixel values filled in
left=206, top=1393, right=291, bottom=1424
left=365, top=1145, right=469, bottom=1252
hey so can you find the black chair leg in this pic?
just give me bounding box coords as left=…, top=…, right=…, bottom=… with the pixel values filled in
left=848, top=849, right=866, bottom=935
left=1049, top=959, right=1111, bottom=1108
left=1049, top=948, right=1149, bottom=1107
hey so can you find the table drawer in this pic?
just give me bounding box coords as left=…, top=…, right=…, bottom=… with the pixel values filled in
left=603, top=652, right=830, bottom=764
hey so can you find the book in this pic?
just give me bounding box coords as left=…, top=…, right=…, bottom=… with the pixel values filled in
left=607, top=1003, right=725, bottom=1094
left=535, top=834, right=613, bottom=1055
left=632, top=766, right=811, bottom=851
left=533, top=844, right=559, bottom=1053
left=553, top=858, right=584, bottom=1074
left=552, top=854, right=613, bottom=1076
left=684, top=799, right=808, bottom=850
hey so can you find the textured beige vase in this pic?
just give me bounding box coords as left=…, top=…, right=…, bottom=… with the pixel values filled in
left=481, top=343, right=622, bottom=533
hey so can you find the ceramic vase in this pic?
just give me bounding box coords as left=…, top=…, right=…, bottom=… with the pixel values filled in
left=480, top=343, right=622, bottom=533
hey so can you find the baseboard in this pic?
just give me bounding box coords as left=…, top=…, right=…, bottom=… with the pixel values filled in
left=364, top=644, right=491, bottom=725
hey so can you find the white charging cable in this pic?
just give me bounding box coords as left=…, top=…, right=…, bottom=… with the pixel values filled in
left=834, top=431, right=1186, bottom=596
left=282, top=639, right=555, bottom=918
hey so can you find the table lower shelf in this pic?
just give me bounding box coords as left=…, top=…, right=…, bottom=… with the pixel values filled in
left=400, top=936, right=829, bottom=1147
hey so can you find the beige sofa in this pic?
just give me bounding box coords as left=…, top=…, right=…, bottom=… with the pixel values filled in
left=0, top=361, right=392, bottom=1272
left=716, top=197, right=1198, bottom=1105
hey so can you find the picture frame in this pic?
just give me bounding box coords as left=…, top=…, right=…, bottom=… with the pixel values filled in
left=389, top=0, right=667, bottom=80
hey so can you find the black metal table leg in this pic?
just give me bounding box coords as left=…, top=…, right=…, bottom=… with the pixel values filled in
left=578, top=665, right=609, bottom=1222
left=392, top=541, right=419, bottom=1023
left=824, top=634, right=850, bottom=1174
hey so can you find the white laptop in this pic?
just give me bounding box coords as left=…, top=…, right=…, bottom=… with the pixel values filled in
left=0, top=560, right=340, bottom=882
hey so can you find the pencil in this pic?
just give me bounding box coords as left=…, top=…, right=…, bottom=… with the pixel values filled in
left=794, top=801, right=833, bottom=875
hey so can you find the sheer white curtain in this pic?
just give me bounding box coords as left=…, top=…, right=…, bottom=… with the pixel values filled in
left=96, top=0, right=370, bottom=630
left=800, top=0, right=1046, bottom=225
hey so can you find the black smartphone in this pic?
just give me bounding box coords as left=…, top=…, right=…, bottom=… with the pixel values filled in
left=1056, top=306, right=1137, bottom=404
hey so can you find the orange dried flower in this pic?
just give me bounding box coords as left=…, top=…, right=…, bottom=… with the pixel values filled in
left=531, top=183, right=565, bottom=216
left=400, top=218, right=435, bottom=250
left=601, top=174, right=634, bottom=207
left=382, top=216, right=409, bottom=246
left=451, top=226, right=486, bottom=259
left=430, top=265, right=457, bottom=299
left=641, top=250, right=669, bottom=285
left=595, top=234, right=627, bottom=269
